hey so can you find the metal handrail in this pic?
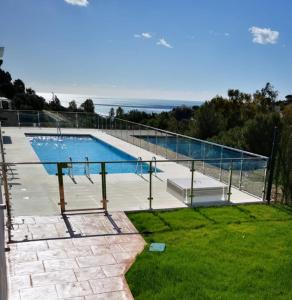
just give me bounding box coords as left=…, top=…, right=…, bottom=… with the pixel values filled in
left=1, top=157, right=268, bottom=166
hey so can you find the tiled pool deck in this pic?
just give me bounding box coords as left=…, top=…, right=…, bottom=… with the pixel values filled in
left=3, top=127, right=261, bottom=216
left=3, top=127, right=263, bottom=299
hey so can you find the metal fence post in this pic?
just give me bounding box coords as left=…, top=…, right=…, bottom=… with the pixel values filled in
left=239, top=152, right=244, bottom=190
left=75, top=113, right=79, bottom=128
left=139, top=125, right=142, bottom=148
left=262, top=160, right=268, bottom=201
left=155, top=130, right=158, bottom=155
left=100, top=162, right=108, bottom=212
left=219, top=146, right=223, bottom=181
left=176, top=135, right=178, bottom=160
left=57, top=163, right=66, bottom=214
left=189, top=160, right=195, bottom=206
left=266, top=126, right=278, bottom=204
left=0, top=124, right=12, bottom=243
left=165, top=134, right=168, bottom=158
left=148, top=161, right=153, bottom=210
left=17, top=111, right=20, bottom=127
left=37, top=111, right=40, bottom=128
left=227, top=160, right=233, bottom=202
left=202, top=143, right=206, bottom=174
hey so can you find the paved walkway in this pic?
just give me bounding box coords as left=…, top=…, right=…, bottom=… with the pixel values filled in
left=7, top=212, right=145, bottom=300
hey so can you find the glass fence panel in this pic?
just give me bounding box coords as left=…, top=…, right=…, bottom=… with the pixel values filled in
left=8, top=163, right=60, bottom=224
left=240, top=158, right=267, bottom=198
left=19, top=111, right=39, bottom=126
left=106, top=161, right=149, bottom=211
left=132, top=124, right=139, bottom=147
left=63, top=162, right=102, bottom=212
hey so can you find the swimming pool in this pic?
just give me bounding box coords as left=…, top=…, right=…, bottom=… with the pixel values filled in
left=27, top=134, right=150, bottom=175
left=139, top=136, right=266, bottom=170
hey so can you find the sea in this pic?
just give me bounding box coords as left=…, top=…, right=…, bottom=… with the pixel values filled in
left=38, top=92, right=203, bottom=116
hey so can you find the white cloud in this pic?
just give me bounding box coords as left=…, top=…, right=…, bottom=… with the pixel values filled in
left=249, top=26, right=279, bottom=45
left=134, top=32, right=152, bottom=39
left=141, top=32, right=152, bottom=39
left=64, top=0, right=89, bottom=7
left=157, top=38, right=173, bottom=48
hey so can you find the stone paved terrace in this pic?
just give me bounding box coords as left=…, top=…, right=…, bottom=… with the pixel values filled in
left=6, top=212, right=145, bottom=300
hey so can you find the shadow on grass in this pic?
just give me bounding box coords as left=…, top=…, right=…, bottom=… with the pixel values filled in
left=128, top=204, right=292, bottom=235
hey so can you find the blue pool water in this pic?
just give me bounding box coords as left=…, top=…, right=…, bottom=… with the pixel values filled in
left=140, top=136, right=266, bottom=170
left=27, top=134, right=150, bottom=175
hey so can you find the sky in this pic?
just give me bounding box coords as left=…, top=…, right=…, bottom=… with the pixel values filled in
left=0, top=0, right=291, bottom=101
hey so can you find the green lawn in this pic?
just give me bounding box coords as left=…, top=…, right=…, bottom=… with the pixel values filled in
left=126, top=204, right=292, bottom=300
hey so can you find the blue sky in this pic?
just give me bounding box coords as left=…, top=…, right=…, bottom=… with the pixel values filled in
left=0, top=0, right=291, bottom=100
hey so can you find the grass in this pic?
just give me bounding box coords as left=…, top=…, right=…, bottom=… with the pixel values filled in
left=126, top=204, right=292, bottom=300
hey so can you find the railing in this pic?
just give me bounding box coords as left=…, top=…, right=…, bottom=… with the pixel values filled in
left=104, top=118, right=269, bottom=198
left=0, top=110, right=269, bottom=198
left=1, top=156, right=268, bottom=242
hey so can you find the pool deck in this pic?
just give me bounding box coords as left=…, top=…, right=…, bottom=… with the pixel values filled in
left=3, top=127, right=262, bottom=216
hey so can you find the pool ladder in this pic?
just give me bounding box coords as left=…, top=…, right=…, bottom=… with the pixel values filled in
left=135, top=156, right=158, bottom=177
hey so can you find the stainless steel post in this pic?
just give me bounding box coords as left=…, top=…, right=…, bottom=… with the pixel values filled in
left=227, top=160, right=233, bottom=202
left=190, top=160, right=195, bottom=206
left=219, top=146, right=223, bottom=181
left=239, top=152, right=244, bottom=190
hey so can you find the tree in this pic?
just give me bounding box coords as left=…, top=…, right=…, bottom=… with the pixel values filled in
left=80, top=99, right=94, bottom=113
left=68, top=100, right=77, bottom=112
left=285, top=95, right=292, bottom=104
left=116, top=106, right=124, bottom=117
left=49, top=95, right=64, bottom=111
left=26, top=88, right=36, bottom=95
left=171, top=106, right=193, bottom=121
left=109, top=107, right=115, bottom=118
left=253, top=82, right=278, bottom=111
left=228, top=89, right=240, bottom=102
left=192, top=102, right=225, bottom=139
left=0, top=68, right=14, bottom=99
left=242, top=113, right=281, bottom=156
left=13, top=79, right=25, bottom=94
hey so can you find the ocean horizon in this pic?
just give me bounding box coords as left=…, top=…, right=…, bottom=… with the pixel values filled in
left=37, top=92, right=203, bottom=115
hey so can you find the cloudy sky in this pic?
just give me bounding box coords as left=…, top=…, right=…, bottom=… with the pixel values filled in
left=0, top=0, right=291, bottom=100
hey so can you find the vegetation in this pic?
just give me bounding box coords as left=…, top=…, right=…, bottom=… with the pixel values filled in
left=117, top=85, right=291, bottom=203
left=127, top=204, right=292, bottom=300
left=0, top=67, right=94, bottom=113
